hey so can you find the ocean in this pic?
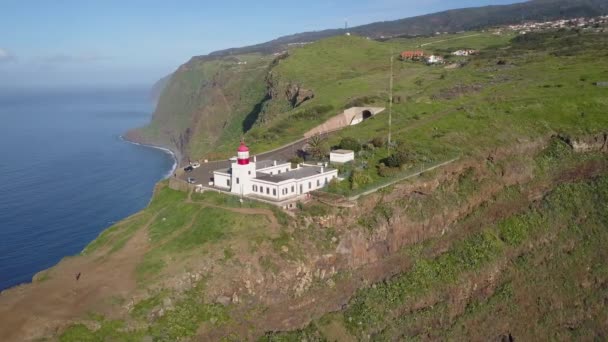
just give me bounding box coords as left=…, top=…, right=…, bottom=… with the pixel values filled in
left=0, top=87, right=175, bottom=291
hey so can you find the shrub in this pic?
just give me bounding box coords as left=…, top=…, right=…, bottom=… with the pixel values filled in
left=382, top=151, right=411, bottom=168
left=339, top=137, right=362, bottom=152
left=378, top=163, right=400, bottom=178
left=293, top=105, right=334, bottom=121
left=370, top=136, right=385, bottom=148
left=350, top=169, right=372, bottom=190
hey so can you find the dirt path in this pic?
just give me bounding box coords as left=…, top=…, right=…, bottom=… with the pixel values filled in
left=0, top=213, right=159, bottom=342
left=420, top=33, right=482, bottom=47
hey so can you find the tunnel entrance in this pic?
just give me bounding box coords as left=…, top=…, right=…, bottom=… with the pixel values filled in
left=362, top=110, right=373, bottom=120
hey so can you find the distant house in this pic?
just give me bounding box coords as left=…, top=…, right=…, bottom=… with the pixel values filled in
left=452, top=49, right=479, bottom=56
left=400, top=50, right=425, bottom=61
left=427, top=55, right=444, bottom=64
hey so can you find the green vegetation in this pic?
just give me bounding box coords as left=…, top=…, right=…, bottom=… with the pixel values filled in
left=137, top=197, right=274, bottom=282
left=266, top=174, right=608, bottom=341
left=82, top=212, right=153, bottom=256
left=60, top=282, right=228, bottom=342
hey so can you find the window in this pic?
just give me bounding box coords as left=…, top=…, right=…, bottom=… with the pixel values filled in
left=226, top=179, right=230, bottom=186
left=291, top=186, right=295, bottom=193
left=236, top=177, right=240, bottom=184
left=260, top=186, right=263, bottom=193
left=252, top=185, right=257, bottom=192
left=278, top=170, right=281, bottom=174
left=317, top=179, right=320, bottom=186
left=248, top=171, right=251, bottom=175
left=325, top=177, right=328, bottom=185
left=286, top=168, right=289, bottom=172
left=270, top=172, right=273, bottom=175
left=309, top=182, right=311, bottom=189
left=273, top=189, right=277, bottom=196
left=266, top=188, right=270, bottom=195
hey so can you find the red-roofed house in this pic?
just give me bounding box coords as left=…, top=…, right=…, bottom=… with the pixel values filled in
left=400, top=50, right=425, bottom=60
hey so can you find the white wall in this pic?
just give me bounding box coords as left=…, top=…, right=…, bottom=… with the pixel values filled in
left=330, top=151, right=354, bottom=164
left=257, top=162, right=293, bottom=175
left=249, top=180, right=281, bottom=200
left=214, top=173, right=231, bottom=189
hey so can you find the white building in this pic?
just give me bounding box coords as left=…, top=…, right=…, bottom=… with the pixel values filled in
left=452, top=49, right=479, bottom=56
left=213, top=142, right=339, bottom=202
left=330, top=149, right=355, bottom=164
left=427, top=55, right=444, bottom=64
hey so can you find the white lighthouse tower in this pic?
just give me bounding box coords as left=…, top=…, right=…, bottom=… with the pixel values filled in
left=230, top=141, right=256, bottom=195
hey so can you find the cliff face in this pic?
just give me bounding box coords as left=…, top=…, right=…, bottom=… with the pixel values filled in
left=126, top=56, right=270, bottom=161
left=127, top=50, right=320, bottom=162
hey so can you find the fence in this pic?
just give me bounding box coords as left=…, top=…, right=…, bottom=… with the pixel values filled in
left=345, top=156, right=460, bottom=201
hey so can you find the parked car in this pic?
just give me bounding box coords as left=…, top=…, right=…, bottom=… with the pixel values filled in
left=184, top=165, right=194, bottom=172
left=191, top=162, right=201, bottom=169
left=187, top=177, right=197, bottom=184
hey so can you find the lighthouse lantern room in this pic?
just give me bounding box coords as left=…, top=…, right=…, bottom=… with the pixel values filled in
left=237, top=142, right=250, bottom=165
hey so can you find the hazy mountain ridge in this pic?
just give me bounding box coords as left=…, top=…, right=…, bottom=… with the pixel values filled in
left=199, top=0, right=607, bottom=58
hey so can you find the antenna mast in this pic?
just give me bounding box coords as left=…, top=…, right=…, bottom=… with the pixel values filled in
left=388, top=48, right=394, bottom=152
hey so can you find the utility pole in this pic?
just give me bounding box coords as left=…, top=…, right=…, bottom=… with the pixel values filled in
left=388, top=48, right=394, bottom=153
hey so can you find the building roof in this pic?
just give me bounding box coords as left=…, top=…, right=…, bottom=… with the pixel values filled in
left=254, top=166, right=335, bottom=184
left=214, top=167, right=231, bottom=175
left=255, top=160, right=287, bottom=170
left=401, top=50, right=425, bottom=57
left=331, top=149, right=354, bottom=155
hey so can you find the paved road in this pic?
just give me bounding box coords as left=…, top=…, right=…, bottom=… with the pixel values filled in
left=177, top=137, right=310, bottom=185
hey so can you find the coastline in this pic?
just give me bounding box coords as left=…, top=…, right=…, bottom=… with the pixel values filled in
left=119, top=135, right=179, bottom=179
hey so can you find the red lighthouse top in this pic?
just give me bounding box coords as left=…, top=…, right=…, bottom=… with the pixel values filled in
left=237, top=141, right=250, bottom=165
left=237, top=142, right=249, bottom=152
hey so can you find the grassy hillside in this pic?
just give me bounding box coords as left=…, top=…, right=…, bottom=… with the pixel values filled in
left=134, top=1, right=608, bottom=161
left=5, top=27, right=602, bottom=342
left=262, top=174, right=608, bottom=341
left=135, top=25, right=607, bottom=165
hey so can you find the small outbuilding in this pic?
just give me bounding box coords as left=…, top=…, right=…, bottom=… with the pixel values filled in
left=330, top=149, right=355, bottom=164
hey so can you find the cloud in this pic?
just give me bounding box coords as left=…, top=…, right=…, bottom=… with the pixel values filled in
left=0, top=48, right=16, bottom=63
left=40, top=52, right=111, bottom=64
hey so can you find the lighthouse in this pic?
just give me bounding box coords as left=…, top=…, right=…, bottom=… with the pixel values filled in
left=230, top=141, right=256, bottom=195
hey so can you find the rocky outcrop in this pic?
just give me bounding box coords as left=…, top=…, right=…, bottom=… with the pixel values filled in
left=559, top=132, right=608, bottom=153
left=285, top=83, right=315, bottom=108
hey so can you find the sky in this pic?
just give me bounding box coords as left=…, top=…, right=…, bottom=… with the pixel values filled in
left=0, top=0, right=524, bottom=89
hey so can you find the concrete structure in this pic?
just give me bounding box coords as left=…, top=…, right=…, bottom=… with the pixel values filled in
left=304, top=107, right=385, bottom=138
left=213, top=142, right=339, bottom=202
left=330, top=149, right=355, bottom=164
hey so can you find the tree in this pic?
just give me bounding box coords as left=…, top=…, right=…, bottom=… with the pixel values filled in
left=306, top=134, right=330, bottom=160
left=339, top=137, right=362, bottom=152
